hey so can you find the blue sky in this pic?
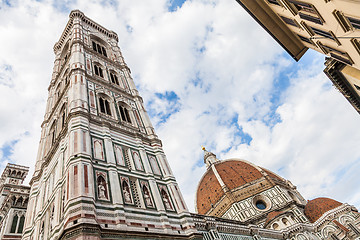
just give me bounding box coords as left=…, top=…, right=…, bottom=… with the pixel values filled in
left=168, top=0, right=186, bottom=11
left=0, top=0, right=359, bottom=212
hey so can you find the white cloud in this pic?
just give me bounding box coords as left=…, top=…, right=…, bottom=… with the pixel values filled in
left=0, top=0, right=359, bottom=215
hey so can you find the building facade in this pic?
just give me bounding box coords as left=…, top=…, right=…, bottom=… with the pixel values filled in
left=0, top=164, right=30, bottom=240
left=235, top=0, right=360, bottom=114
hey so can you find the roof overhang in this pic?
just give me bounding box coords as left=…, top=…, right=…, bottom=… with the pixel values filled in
left=235, top=0, right=308, bottom=61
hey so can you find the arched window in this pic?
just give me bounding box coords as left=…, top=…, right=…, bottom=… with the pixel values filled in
left=118, top=103, right=131, bottom=123
left=61, top=110, right=66, bottom=128
left=50, top=121, right=57, bottom=145
left=98, top=96, right=111, bottom=116
left=110, top=72, right=119, bottom=85
left=92, top=41, right=107, bottom=57
left=16, top=196, right=23, bottom=207
left=59, top=104, right=66, bottom=129
left=93, top=64, right=104, bottom=78
left=282, top=218, right=289, bottom=226
left=10, top=214, right=18, bottom=233
left=55, top=84, right=61, bottom=101
left=60, top=41, right=70, bottom=66
left=17, top=215, right=25, bottom=233
left=11, top=196, right=16, bottom=205
left=272, top=223, right=279, bottom=230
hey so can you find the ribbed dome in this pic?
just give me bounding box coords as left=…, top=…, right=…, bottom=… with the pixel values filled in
left=304, top=197, right=342, bottom=223
left=196, top=159, right=283, bottom=215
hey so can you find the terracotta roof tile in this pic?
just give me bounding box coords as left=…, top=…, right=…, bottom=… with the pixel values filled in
left=196, top=169, right=224, bottom=215
left=215, top=160, right=263, bottom=190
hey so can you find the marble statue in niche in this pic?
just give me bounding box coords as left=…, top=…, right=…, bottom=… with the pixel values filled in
left=142, top=184, right=153, bottom=207
left=97, top=175, right=108, bottom=199
left=161, top=189, right=172, bottom=210
left=122, top=180, right=132, bottom=204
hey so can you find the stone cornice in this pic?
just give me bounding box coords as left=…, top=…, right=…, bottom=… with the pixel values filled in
left=192, top=213, right=284, bottom=239
left=324, top=58, right=360, bottom=115
left=54, top=10, right=118, bottom=53
left=58, top=222, right=202, bottom=240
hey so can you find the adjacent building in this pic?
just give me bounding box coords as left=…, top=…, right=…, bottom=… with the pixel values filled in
left=235, top=0, right=360, bottom=114
left=0, top=164, right=30, bottom=240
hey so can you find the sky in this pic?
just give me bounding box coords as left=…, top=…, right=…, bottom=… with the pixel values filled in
left=0, top=0, right=360, bottom=213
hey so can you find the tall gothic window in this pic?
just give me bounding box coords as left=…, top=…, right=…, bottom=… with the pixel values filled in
left=61, top=111, right=66, bottom=128
left=99, top=97, right=111, bottom=116
left=118, top=103, right=131, bottom=123
left=92, top=41, right=108, bottom=57
left=60, top=104, right=66, bottom=129
left=17, top=215, right=25, bottom=233
left=93, top=64, right=104, bottom=78
left=9, top=213, right=25, bottom=233
left=10, top=214, right=18, bottom=233
left=55, top=84, right=61, bottom=102
left=50, top=121, right=57, bottom=145
left=110, top=72, right=119, bottom=86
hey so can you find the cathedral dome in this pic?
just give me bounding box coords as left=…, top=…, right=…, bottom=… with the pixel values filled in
left=196, top=157, right=285, bottom=215
left=304, top=197, right=342, bottom=223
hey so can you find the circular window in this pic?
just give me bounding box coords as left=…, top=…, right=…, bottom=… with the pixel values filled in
left=252, top=195, right=271, bottom=211
left=255, top=200, right=267, bottom=210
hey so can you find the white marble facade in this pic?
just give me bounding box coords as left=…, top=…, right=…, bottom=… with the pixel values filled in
left=22, top=10, right=198, bottom=240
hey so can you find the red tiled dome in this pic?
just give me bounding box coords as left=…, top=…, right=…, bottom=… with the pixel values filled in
left=304, top=197, right=342, bottom=223
left=196, top=160, right=274, bottom=215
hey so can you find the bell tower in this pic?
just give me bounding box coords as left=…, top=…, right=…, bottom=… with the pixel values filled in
left=23, top=10, right=200, bottom=240
left=0, top=164, right=29, bottom=240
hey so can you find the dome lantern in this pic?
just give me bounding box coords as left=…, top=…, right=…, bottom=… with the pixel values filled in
left=202, top=147, right=219, bottom=168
